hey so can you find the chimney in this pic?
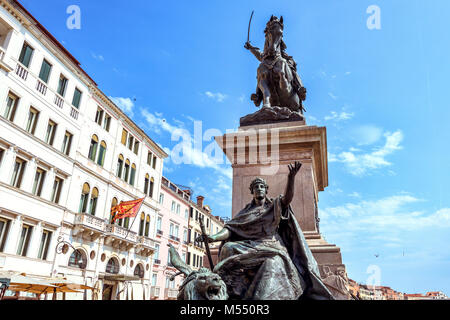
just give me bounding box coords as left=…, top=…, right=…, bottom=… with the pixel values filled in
left=197, top=195, right=204, bottom=208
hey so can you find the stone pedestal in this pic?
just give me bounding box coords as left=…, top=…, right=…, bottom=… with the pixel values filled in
left=213, top=121, right=346, bottom=280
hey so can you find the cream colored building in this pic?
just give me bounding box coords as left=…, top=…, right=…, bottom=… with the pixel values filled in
left=187, top=196, right=224, bottom=271
left=0, top=0, right=167, bottom=300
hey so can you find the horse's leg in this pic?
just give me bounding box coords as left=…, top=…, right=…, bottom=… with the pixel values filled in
left=259, top=78, right=271, bottom=108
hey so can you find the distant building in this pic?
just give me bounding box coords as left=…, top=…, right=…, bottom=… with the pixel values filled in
left=151, top=176, right=190, bottom=300
left=404, top=293, right=433, bottom=300
left=426, top=291, right=448, bottom=300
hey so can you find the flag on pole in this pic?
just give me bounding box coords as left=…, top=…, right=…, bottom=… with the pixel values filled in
left=110, top=198, right=145, bottom=223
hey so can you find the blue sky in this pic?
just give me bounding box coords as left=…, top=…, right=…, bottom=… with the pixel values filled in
left=20, top=0, right=450, bottom=295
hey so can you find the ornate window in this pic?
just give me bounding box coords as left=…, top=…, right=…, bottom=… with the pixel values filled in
left=106, top=258, right=119, bottom=274
left=130, top=163, right=136, bottom=186
left=68, top=249, right=87, bottom=269
left=79, top=183, right=90, bottom=213
left=144, top=174, right=149, bottom=194
left=145, top=215, right=150, bottom=237
left=89, top=187, right=99, bottom=216
left=123, top=159, right=130, bottom=181
left=110, top=197, right=118, bottom=224
left=97, top=141, right=107, bottom=166
left=139, top=212, right=145, bottom=236
left=134, top=264, right=144, bottom=279
left=88, top=135, right=98, bottom=161
left=116, top=154, right=124, bottom=177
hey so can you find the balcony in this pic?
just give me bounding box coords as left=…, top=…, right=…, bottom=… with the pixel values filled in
left=164, top=288, right=178, bottom=300
left=135, top=236, right=156, bottom=257
left=156, top=229, right=163, bottom=236
left=15, top=63, right=28, bottom=80
left=70, top=107, right=79, bottom=120
left=36, top=79, right=47, bottom=96
left=153, top=259, right=161, bottom=265
left=54, top=94, right=64, bottom=108
left=169, top=235, right=180, bottom=243
left=150, top=286, right=160, bottom=299
left=104, top=224, right=137, bottom=250
left=73, top=213, right=106, bottom=241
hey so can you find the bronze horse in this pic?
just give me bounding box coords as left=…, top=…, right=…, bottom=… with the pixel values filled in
left=245, top=15, right=306, bottom=114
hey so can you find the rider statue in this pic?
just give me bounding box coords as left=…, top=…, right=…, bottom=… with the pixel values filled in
left=244, top=15, right=307, bottom=115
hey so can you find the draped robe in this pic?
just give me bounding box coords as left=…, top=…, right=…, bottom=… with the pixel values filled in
left=213, top=196, right=334, bottom=300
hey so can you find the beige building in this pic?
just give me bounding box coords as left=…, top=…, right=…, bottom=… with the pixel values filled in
left=0, top=0, right=168, bottom=300
left=187, top=196, right=224, bottom=271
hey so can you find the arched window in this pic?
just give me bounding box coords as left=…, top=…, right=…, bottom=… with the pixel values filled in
left=144, top=174, right=149, bottom=194
left=97, top=141, right=107, bottom=166
left=110, top=197, right=118, bottom=224
left=145, top=215, right=150, bottom=237
left=105, top=257, right=119, bottom=274
left=149, top=177, right=155, bottom=198
left=139, top=212, right=145, bottom=236
left=130, top=163, right=136, bottom=186
left=124, top=216, right=130, bottom=229
left=134, top=264, right=144, bottom=279
left=88, top=135, right=99, bottom=161
left=68, top=249, right=87, bottom=269
left=123, top=159, right=130, bottom=181
left=89, top=187, right=99, bottom=215
left=79, top=183, right=90, bottom=213
left=116, top=154, right=124, bottom=177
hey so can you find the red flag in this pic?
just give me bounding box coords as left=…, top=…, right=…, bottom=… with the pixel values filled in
left=111, top=197, right=144, bottom=223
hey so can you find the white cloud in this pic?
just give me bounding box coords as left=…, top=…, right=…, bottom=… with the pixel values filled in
left=331, top=130, right=403, bottom=176
left=328, top=92, right=338, bottom=100
left=110, top=97, right=134, bottom=117
left=321, top=194, right=450, bottom=234
left=140, top=109, right=231, bottom=179
left=350, top=125, right=384, bottom=146
left=205, top=91, right=227, bottom=103
left=91, top=52, right=104, bottom=61
left=324, top=110, right=354, bottom=122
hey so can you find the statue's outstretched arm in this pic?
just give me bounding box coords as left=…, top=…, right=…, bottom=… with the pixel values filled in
left=281, top=161, right=302, bottom=208
left=244, top=41, right=263, bottom=62
left=195, top=227, right=231, bottom=243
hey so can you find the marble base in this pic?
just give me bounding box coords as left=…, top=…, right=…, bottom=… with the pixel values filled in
left=212, top=121, right=347, bottom=291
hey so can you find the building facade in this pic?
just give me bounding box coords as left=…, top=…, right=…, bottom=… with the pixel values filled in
left=0, top=0, right=167, bottom=300
left=151, top=176, right=190, bottom=300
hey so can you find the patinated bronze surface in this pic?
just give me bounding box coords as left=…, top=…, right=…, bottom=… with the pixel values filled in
left=241, top=15, right=307, bottom=126
left=196, top=162, right=334, bottom=300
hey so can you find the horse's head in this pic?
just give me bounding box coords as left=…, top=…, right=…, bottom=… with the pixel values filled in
left=264, top=15, right=284, bottom=57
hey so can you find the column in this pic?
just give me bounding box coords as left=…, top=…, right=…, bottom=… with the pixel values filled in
left=41, top=167, right=55, bottom=201
left=21, top=157, right=36, bottom=194
left=27, top=222, right=42, bottom=259
left=0, top=146, right=16, bottom=184
left=3, top=215, right=22, bottom=255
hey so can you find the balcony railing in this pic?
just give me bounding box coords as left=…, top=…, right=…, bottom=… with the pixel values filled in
left=70, top=106, right=79, bottom=120
left=165, top=288, right=178, bottom=299
left=138, top=236, right=155, bottom=248
left=73, top=213, right=106, bottom=241
left=105, top=224, right=137, bottom=242
left=150, top=286, right=160, bottom=298
left=153, top=259, right=161, bottom=265
left=36, top=79, right=47, bottom=96
left=156, top=229, right=163, bottom=236
left=15, top=63, right=28, bottom=80
left=169, top=235, right=180, bottom=242
left=74, top=213, right=105, bottom=231
left=54, top=94, right=64, bottom=108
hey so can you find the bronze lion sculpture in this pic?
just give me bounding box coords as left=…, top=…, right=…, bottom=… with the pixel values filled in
left=168, top=244, right=228, bottom=300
